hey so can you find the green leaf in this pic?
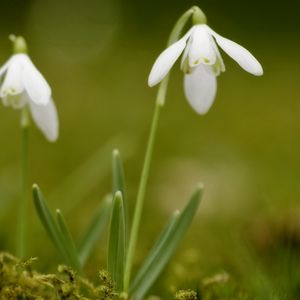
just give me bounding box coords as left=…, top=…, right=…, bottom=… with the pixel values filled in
left=32, top=184, right=69, bottom=264
left=130, top=211, right=180, bottom=292
left=112, top=149, right=128, bottom=247
left=78, top=194, right=112, bottom=266
left=108, top=191, right=126, bottom=291
left=56, top=209, right=82, bottom=273
left=130, top=184, right=203, bottom=300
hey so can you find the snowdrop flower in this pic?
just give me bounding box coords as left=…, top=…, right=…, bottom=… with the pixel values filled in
left=148, top=13, right=263, bottom=115
left=0, top=36, right=58, bottom=141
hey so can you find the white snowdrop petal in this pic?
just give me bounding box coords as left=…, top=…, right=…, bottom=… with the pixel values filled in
left=0, top=57, right=12, bottom=78
left=209, top=33, right=225, bottom=75
left=22, top=55, right=52, bottom=105
left=188, top=25, right=216, bottom=67
left=180, top=37, right=192, bottom=70
left=148, top=30, right=193, bottom=87
left=184, top=65, right=217, bottom=115
left=208, top=27, right=263, bottom=76
left=29, top=97, right=59, bottom=142
left=0, top=56, right=24, bottom=97
left=148, top=40, right=186, bottom=87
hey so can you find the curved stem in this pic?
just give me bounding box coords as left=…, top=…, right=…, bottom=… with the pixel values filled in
left=17, top=107, right=29, bottom=258
left=123, top=6, right=198, bottom=291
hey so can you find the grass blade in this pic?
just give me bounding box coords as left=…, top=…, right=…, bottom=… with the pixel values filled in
left=130, top=184, right=203, bottom=300
left=108, top=191, right=126, bottom=291
left=112, top=149, right=128, bottom=247
left=78, top=194, right=112, bottom=266
left=32, top=184, right=69, bottom=264
left=56, top=209, right=82, bottom=273
left=130, top=211, right=180, bottom=292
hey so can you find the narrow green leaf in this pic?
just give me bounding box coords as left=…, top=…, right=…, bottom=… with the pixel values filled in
left=130, top=184, right=203, bottom=300
left=56, top=209, right=82, bottom=273
left=108, top=191, right=126, bottom=291
left=112, top=149, right=128, bottom=247
left=130, top=210, right=180, bottom=290
left=78, top=194, right=112, bottom=266
left=32, top=184, right=69, bottom=263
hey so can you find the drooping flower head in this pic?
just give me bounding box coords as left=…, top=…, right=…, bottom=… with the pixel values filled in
left=0, top=35, right=59, bottom=141
left=148, top=7, right=263, bottom=114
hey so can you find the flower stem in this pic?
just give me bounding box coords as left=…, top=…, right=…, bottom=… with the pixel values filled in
left=124, top=6, right=198, bottom=291
left=17, top=107, right=30, bottom=258
left=124, top=84, right=165, bottom=291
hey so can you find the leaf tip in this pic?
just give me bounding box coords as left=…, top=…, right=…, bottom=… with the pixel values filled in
left=174, top=209, right=180, bottom=217
left=113, top=148, right=120, bottom=158
left=32, top=183, right=39, bottom=192
left=32, top=184, right=41, bottom=204
left=114, top=190, right=123, bottom=200
left=197, top=182, right=204, bottom=190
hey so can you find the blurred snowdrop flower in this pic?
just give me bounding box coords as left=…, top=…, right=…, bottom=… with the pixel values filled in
left=148, top=13, right=263, bottom=114
left=0, top=35, right=59, bottom=141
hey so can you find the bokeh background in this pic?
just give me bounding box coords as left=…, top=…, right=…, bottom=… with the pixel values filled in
left=0, top=0, right=300, bottom=298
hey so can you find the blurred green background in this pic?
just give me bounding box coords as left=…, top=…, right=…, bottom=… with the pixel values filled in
left=0, top=0, right=300, bottom=298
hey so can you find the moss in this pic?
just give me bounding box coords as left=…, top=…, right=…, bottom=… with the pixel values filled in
left=0, top=252, right=120, bottom=300
left=0, top=252, right=247, bottom=300
left=175, top=289, right=197, bottom=300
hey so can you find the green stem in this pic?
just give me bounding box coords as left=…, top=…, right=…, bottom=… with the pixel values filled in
left=167, top=6, right=204, bottom=45
left=17, top=107, right=29, bottom=258
left=124, top=6, right=201, bottom=291
left=124, top=88, right=164, bottom=291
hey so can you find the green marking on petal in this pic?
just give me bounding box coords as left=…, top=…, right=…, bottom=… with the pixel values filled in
left=212, top=57, right=225, bottom=76
left=4, top=93, right=25, bottom=109
left=181, top=58, right=192, bottom=74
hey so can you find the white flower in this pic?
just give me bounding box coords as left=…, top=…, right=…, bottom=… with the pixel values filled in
left=148, top=24, right=263, bottom=114
left=0, top=53, right=58, bottom=141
